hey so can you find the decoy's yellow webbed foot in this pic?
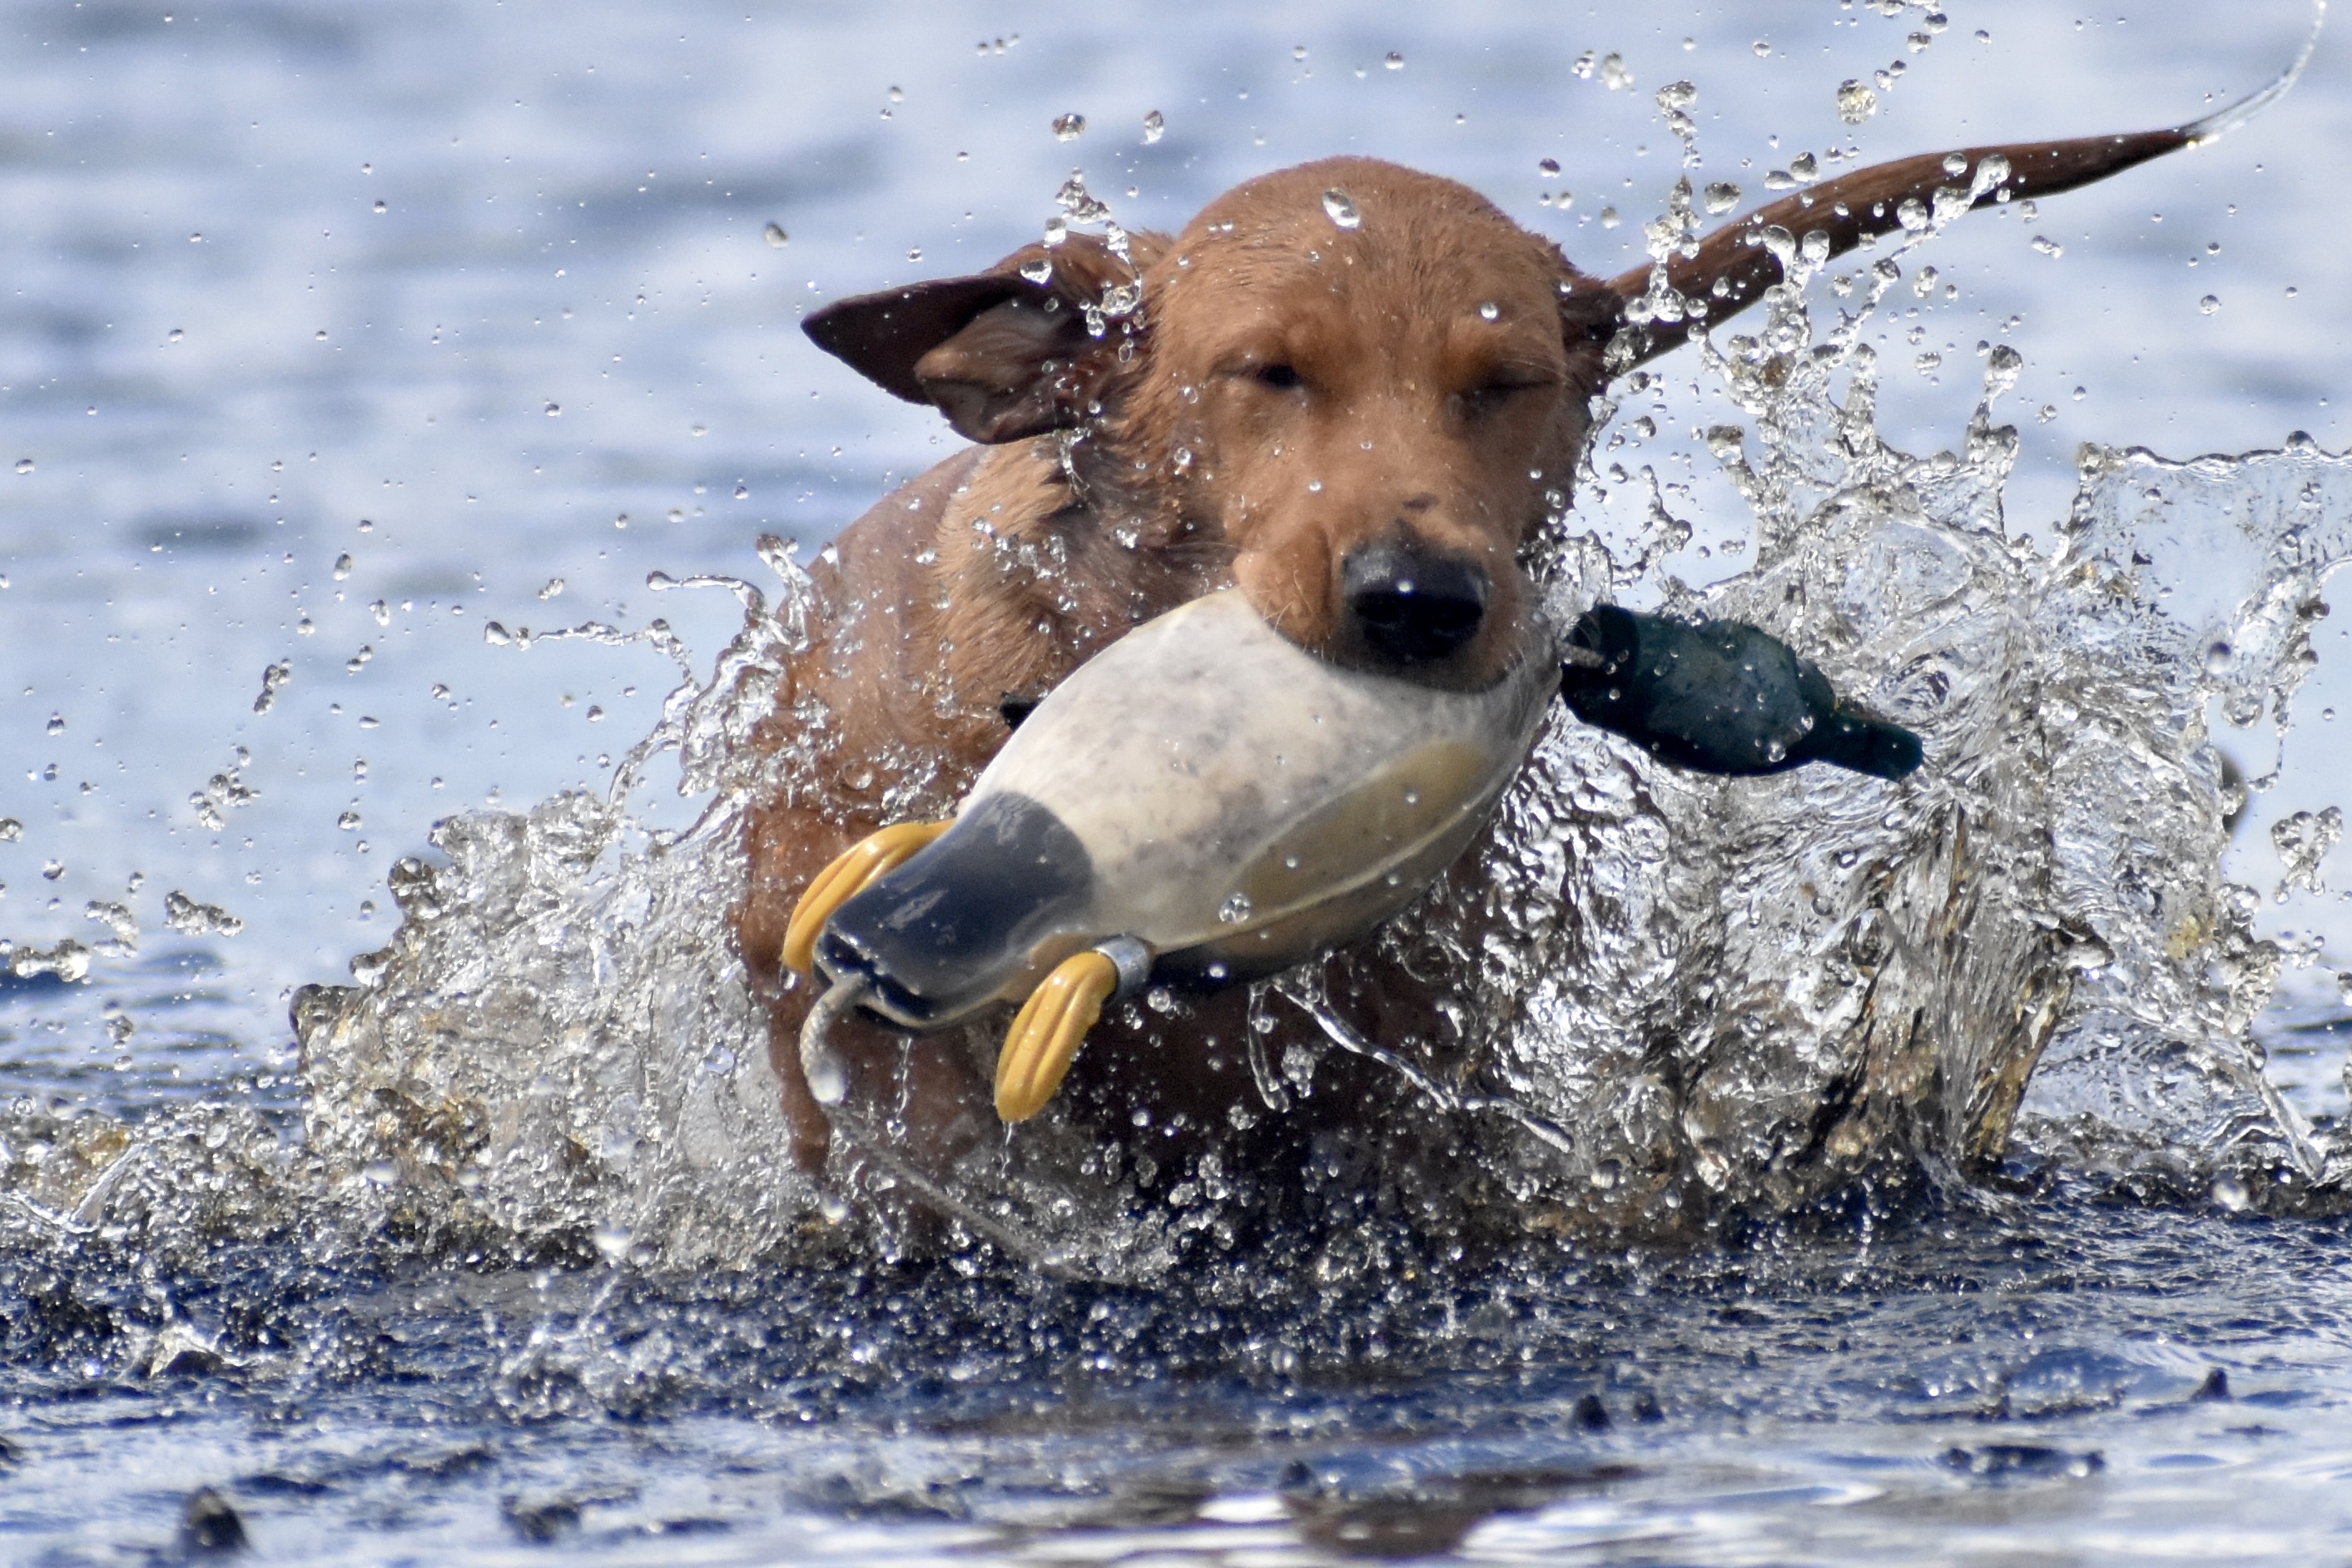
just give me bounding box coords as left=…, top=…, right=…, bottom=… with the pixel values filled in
left=995, top=950, right=1119, bottom=1123
left=782, top=819, right=952, bottom=975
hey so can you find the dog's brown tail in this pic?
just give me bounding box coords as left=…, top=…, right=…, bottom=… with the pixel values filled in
left=1602, top=130, right=2182, bottom=366
left=1607, top=4, right=2325, bottom=367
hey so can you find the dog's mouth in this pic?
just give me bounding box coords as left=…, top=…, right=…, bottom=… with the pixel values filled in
left=786, top=591, right=1561, bottom=1124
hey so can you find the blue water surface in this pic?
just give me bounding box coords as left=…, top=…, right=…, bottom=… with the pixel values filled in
left=4, top=2, right=2352, bottom=1561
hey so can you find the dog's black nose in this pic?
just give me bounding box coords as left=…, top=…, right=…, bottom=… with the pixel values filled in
left=1342, top=542, right=1488, bottom=664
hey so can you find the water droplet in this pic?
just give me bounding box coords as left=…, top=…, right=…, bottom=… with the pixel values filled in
left=1142, top=109, right=1164, bottom=143
left=1984, top=343, right=2023, bottom=397
left=1835, top=80, right=1878, bottom=124
left=166, top=328, right=183, bottom=343
left=44, top=712, right=62, bottom=736
left=1538, top=156, right=1561, bottom=176
left=1019, top=257, right=1054, bottom=285
left=315, top=329, right=328, bottom=341
left=1384, top=51, right=1405, bottom=70
left=1598, top=52, right=1632, bottom=90
left=1968, top=153, right=2012, bottom=202
left=2271, top=806, right=2344, bottom=895
left=2031, top=235, right=2065, bottom=259
left=13, top=458, right=29, bottom=475
left=537, top=578, right=564, bottom=600
left=762, top=221, right=788, bottom=247
left=906, top=246, right=921, bottom=262
left=543, top=401, right=560, bottom=416
left=188, top=231, right=202, bottom=243
left=592, top=1222, right=633, bottom=1264
left=1218, top=891, right=1254, bottom=925
left=163, top=890, right=243, bottom=936
left=1322, top=188, right=1360, bottom=229
left=368, top=599, right=389, bottom=626
left=1478, top=301, right=1500, bottom=321
left=338, top=811, right=362, bottom=831
left=2199, top=294, right=2221, bottom=315
left=372, top=199, right=386, bottom=214
left=2204, top=641, right=2236, bottom=674
left=1600, top=206, right=1621, bottom=229
left=1752, top=39, right=1772, bottom=57
left=2338, top=970, right=2352, bottom=1005
left=1052, top=112, right=1085, bottom=141
left=2210, top=1172, right=2250, bottom=1212
left=484, top=622, right=514, bottom=646
left=0, top=818, right=19, bottom=841
left=733, top=483, right=749, bottom=500
left=1702, top=181, right=1742, bottom=214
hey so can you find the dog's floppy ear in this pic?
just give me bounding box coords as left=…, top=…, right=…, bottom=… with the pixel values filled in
left=804, top=232, right=1164, bottom=444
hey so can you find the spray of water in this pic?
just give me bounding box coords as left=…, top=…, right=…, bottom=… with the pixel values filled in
left=5, top=151, right=2348, bottom=1281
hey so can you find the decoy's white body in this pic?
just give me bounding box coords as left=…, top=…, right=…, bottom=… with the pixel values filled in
left=806, top=589, right=1561, bottom=1045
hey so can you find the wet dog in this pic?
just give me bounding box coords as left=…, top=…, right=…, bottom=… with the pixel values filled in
left=735, top=126, right=2192, bottom=1198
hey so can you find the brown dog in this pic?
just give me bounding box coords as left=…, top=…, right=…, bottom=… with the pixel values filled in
left=734, top=127, right=2191, bottom=1201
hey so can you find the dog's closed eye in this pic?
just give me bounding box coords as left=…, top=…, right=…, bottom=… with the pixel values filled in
left=1459, top=372, right=1557, bottom=414
left=1252, top=363, right=1305, bottom=390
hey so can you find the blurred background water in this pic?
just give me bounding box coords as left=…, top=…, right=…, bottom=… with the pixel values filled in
left=3, top=1, right=2351, bottom=1561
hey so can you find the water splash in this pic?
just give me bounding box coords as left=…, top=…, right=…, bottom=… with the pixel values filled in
left=7, top=176, right=2349, bottom=1283
left=1441, top=201, right=2351, bottom=1228
left=2181, top=0, right=2326, bottom=147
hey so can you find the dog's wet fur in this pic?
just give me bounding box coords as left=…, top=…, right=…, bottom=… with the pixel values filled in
left=734, top=127, right=2191, bottom=1206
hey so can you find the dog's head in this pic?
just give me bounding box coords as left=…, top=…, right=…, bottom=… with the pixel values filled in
left=1120, top=159, right=1621, bottom=687
left=806, top=129, right=2196, bottom=685
left=809, top=157, right=1616, bottom=689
